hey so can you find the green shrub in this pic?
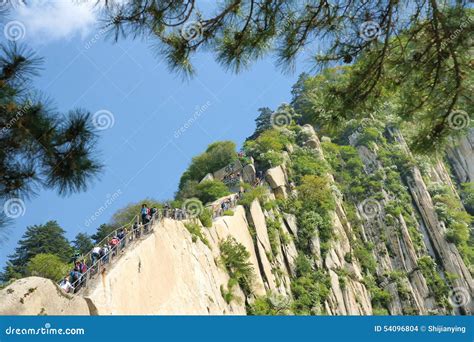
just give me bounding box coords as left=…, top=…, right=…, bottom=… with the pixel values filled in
left=428, top=183, right=472, bottom=266
left=176, top=180, right=199, bottom=200
left=177, top=141, right=237, bottom=196
left=372, top=307, right=390, bottom=315
left=263, top=200, right=278, bottom=211
left=244, top=129, right=293, bottom=168
left=356, top=127, right=383, bottom=147
left=297, top=211, right=332, bottom=255
left=219, top=237, right=255, bottom=295
left=199, top=208, right=213, bottom=228
left=363, top=274, right=392, bottom=311
left=248, top=294, right=292, bottom=315
left=344, top=252, right=353, bottom=263
left=460, top=182, right=474, bottom=215
left=184, top=222, right=209, bottom=247
left=238, top=185, right=267, bottom=207
left=26, top=254, right=70, bottom=282
left=260, top=151, right=284, bottom=169
left=291, top=263, right=330, bottom=314
left=297, top=175, right=335, bottom=212
left=335, top=268, right=349, bottom=289
left=276, top=197, right=302, bottom=216
left=417, top=256, right=449, bottom=308
left=446, top=222, right=470, bottom=245
left=223, top=210, right=234, bottom=216
left=290, top=148, right=328, bottom=184
left=279, top=228, right=292, bottom=245
left=220, top=278, right=239, bottom=304
left=321, top=142, right=369, bottom=202
left=195, top=180, right=230, bottom=204
left=266, top=218, right=281, bottom=257
left=354, top=243, right=377, bottom=274
left=244, top=129, right=290, bottom=155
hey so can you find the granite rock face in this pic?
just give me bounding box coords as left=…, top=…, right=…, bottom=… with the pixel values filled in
left=447, top=129, right=474, bottom=183
left=1, top=125, right=472, bottom=316
left=0, top=277, right=90, bottom=315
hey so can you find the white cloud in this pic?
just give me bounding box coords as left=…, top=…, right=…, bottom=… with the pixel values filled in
left=12, top=0, right=100, bottom=43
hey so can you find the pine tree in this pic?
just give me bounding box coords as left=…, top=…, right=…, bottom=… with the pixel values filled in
left=72, top=232, right=94, bottom=255
left=291, top=73, right=310, bottom=108
left=102, top=2, right=472, bottom=152
left=247, top=107, right=273, bottom=141
left=0, top=221, right=72, bottom=281
left=0, top=43, right=101, bottom=227
left=91, top=223, right=116, bottom=245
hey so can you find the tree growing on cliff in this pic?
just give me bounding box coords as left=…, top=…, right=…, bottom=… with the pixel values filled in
left=26, top=253, right=70, bottom=282
left=195, top=180, right=230, bottom=204
left=219, top=236, right=254, bottom=295
left=177, top=141, right=237, bottom=198
left=72, top=233, right=94, bottom=255
left=91, top=223, right=116, bottom=245
left=247, top=107, right=273, bottom=141
left=0, top=221, right=72, bottom=282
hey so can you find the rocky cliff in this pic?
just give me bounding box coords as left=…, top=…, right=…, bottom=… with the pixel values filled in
left=0, top=123, right=472, bottom=316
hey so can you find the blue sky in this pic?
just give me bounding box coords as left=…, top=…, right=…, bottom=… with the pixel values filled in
left=0, top=2, right=305, bottom=267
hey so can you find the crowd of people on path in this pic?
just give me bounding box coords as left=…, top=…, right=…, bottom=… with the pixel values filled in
left=59, top=225, right=137, bottom=293
left=223, top=172, right=241, bottom=186
left=162, top=204, right=188, bottom=220
left=59, top=165, right=266, bottom=294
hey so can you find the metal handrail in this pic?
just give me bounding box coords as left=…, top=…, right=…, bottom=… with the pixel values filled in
left=71, top=214, right=140, bottom=274
left=65, top=211, right=162, bottom=293
left=58, top=187, right=250, bottom=295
